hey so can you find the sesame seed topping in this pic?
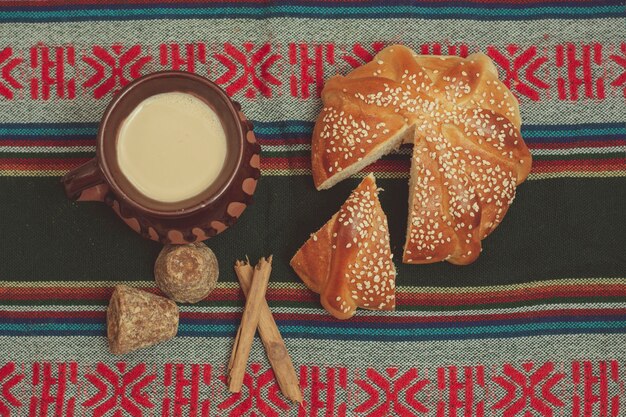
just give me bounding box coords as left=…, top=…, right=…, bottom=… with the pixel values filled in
left=304, top=176, right=399, bottom=315
left=316, top=50, right=524, bottom=265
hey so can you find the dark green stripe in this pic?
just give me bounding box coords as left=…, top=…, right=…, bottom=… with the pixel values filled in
left=0, top=176, right=624, bottom=289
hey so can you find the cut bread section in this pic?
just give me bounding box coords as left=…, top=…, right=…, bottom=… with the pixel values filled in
left=291, top=174, right=396, bottom=319
left=315, top=123, right=413, bottom=190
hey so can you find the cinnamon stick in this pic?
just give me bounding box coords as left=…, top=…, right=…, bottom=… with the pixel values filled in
left=234, top=259, right=303, bottom=403
left=228, top=256, right=273, bottom=393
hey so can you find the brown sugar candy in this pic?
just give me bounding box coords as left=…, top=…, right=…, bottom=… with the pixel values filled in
left=154, top=242, right=219, bottom=303
left=107, top=285, right=179, bottom=355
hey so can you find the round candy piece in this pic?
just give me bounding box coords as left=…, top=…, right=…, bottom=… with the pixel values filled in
left=155, top=242, right=219, bottom=303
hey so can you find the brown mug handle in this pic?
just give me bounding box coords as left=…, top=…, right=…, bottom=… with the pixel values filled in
left=62, top=158, right=109, bottom=202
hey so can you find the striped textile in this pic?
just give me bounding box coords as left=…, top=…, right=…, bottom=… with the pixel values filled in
left=0, top=1, right=625, bottom=416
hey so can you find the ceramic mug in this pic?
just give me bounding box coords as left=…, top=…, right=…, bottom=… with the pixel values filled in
left=62, top=71, right=261, bottom=244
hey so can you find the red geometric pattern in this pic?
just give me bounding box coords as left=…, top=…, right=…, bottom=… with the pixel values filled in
left=159, top=43, right=207, bottom=74
left=486, top=45, right=550, bottom=101
left=554, top=43, right=606, bottom=101
left=298, top=365, right=348, bottom=416
left=82, top=362, right=155, bottom=417
left=492, top=362, right=565, bottom=417
left=572, top=360, right=621, bottom=417
left=82, top=45, right=152, bottom=99
left=420, top=42, right=470, bottom=57
left=354, top=367, right=429, bottom=416
left=29, top=362, right=78, bottom=417
left=608, top=44, right=626, bottom=98
left=436, top=365, right=486, bottom=417
left=340, top=42, right=385, bottom=69
left=0, top=360, right=622, bottom=416
left=0, top=362, right=23, bottom=417
left=30, top=44, right=76, bottom=100
left=0, top=47, right=23, bottom=99
left=289, top=43, right=334, bottom=99
left=217, top=363, right=290, bottom=416
left=214, top=42, right=281, bottom=99
left=0, top=41, right=625, bottom=103
left=161, top=363, right=211, bottom=417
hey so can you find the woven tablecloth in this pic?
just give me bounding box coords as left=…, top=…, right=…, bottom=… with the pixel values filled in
left=0, top=1, right=625, bottom=416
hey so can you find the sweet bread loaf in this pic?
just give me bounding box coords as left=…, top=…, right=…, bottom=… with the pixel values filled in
left=311, top=45, right=531, bottom=264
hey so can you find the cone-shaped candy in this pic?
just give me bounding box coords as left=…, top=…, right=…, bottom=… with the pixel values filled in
left=107, top=285, right=179, bottom=355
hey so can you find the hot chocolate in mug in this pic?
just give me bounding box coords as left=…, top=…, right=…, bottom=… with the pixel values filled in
left=62, top=71, right=260, bottom=244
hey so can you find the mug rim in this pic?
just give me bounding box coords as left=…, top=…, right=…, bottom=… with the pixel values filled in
left=96, top=71, right=245, bottom=218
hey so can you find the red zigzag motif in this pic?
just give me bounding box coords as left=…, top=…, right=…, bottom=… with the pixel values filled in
left=0, top=360, right=622, bottom=416
left=0, top=41, right=624, bottom=102
left=0, top=362, right=23, bottom=416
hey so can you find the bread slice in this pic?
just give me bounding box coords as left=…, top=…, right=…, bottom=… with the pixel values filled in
left=314, top=120, right=414, bottom=190
left=311, top=45, right=428, bottom=190
left=291, top=174, right=396, bottom=319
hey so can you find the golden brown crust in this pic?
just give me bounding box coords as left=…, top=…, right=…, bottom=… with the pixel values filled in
left=312, top=78, right=409, bottom=189
left=290, top=174, right=396, bottom=319
left=311, top=45, right=531, bottom=265
left=290, top=218, right=333, bottom=295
